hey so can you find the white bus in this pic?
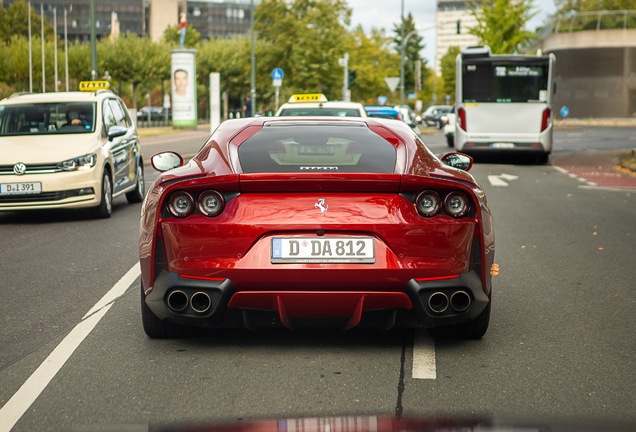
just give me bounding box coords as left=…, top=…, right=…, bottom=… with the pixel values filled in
left=454, top=46, right=556, bottom=164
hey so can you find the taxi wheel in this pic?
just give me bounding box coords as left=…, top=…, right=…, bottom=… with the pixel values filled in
left=126, top=164, right=145, bottom=203
left=427, top=295, right=491, bottom=340
left=93, top=171, right=113, bottom=218
left=141, top=287, right=195, bottom=338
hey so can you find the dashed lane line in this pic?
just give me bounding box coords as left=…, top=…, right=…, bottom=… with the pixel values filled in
left=0, top=264, right=141, bottom=432
left=412, top=331, right=436, bottom=379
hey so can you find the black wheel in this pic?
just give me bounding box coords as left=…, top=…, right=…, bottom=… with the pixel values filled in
left=427, top=297, right=491, bottom=340
left=126, top=163, right=145, bottom=203
left=93, top=171, right=113, bottom=218
left=446, top=135, right=454, bottom=147
left=141, top=287, right=194, bottom=338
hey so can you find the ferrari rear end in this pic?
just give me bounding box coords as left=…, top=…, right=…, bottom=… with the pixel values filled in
left=140, top=118, right=494, bottom=338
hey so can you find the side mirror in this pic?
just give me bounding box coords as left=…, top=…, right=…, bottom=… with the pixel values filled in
left=151, top=151, right=184, bottom=172
left=441, top=152, right=473, bottom=171
left=107, top=125, right=127, bottom=141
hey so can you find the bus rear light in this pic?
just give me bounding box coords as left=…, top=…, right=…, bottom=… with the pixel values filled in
left=541, top=108, right=551, bottom=132
left=532, top=143, right=540, bottom=147
left=458, top=107, right=466, bottom=131
left=467, top=142, right=475, bottom=146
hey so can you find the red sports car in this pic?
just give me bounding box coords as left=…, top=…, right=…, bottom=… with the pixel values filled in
left=139, top=117, right=495, bottom=338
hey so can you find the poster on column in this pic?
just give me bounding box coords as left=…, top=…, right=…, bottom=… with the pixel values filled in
left=171, top=49, right=197, bottom=127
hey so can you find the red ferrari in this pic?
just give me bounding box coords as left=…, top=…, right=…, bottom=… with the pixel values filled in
left=139, top=117, right=495, bottom=338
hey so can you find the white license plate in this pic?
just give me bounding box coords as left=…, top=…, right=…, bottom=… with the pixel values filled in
left=0, top=182, right=42, bottom=195
left=492, top=142, right=515, bottom=149
left=271, top=237, right=375, bottom=263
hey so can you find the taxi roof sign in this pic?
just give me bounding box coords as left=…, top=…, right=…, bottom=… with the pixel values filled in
left=79, top=81, right=109, bottom=92
left=288, top=94, right=328, bottom=103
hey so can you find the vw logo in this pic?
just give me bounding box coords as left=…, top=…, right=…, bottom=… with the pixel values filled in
left=13, top=163, right=26, bottom=176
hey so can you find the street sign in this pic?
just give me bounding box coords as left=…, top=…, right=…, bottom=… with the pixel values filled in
left=561, top=106, right=569, bottom=118
left=384, top=77, right=400, bottom=92
left=407, top=93, right=415, bottom=100
left=377, top=96, right=388, bottom=105
left=273, top=78, right=282, bottom=87
left=272, top=68, right=284, bottom=80
left=446, top=95, right=451, bottom=101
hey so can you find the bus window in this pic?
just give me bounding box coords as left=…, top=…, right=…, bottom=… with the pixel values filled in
left=463, top=63, right=549, bottom=103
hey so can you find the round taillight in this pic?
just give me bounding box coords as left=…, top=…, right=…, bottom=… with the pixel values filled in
left=198, top=190, right=224, bottom=217
left=168, top=192, right=194, bottom=218
left=415, top=190, right=440, bottom=217
left=444, top=192, right=469, bottom=217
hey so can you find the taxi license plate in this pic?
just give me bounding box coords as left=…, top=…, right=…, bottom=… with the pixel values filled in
left=0, top=182, right=42, bottom=195
left=271, top=237, right=375, bottom=264
left=492, top=142, right=515, bottom=149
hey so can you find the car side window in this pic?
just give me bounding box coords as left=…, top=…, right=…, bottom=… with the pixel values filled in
left=117, top=100, right=133, bottom=128
left=108, top=99, right=127, bottom=127
left=102, top=100, right=117, bottom=134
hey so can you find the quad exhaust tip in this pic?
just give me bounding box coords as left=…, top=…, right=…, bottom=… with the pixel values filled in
left=191, top=291, right=212, bottom=314
left=450, top=290, right=471, bottom=312
left=167, top=290, right=188, bottom=312
left=428, top=292, right=449, bottom=313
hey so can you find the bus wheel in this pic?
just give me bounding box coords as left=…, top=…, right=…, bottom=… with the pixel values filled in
left=446, top=135, right=454, bottom=147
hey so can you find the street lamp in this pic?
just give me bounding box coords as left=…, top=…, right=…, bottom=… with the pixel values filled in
left=250, top=0, right=256, bottom=115
left=400, top=25, right=437, bottom=108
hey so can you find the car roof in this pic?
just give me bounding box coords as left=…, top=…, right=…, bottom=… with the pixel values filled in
left=279, top=101, right=365, bottom=109
left=0, top=91, right=118, bottom=105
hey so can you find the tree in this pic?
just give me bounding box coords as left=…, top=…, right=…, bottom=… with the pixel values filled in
left=468, top=0, right=537, bottom=54
left=440, top=46, right=461, bottom=103
left=0, top=0, right=54, bottom=44
left=554, top=0, right=636, bottom=15
left=392, top=12, right=428, bottom=97
left=162, top=24, right=201, bottom=48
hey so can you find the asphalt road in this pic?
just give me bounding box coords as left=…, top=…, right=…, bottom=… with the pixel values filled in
left=0, top=125, right=635, bottom=431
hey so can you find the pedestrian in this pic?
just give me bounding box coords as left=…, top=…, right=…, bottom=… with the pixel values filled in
left=243, top=95, right=252, bottom=118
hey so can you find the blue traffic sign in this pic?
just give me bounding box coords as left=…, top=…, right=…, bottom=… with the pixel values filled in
left=560, top=106, right=569, bottom=118
left=272, top=68, right=284, bottom=80
left=377, top=96, right=388, bottom=105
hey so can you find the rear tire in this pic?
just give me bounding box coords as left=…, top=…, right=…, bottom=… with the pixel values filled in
left=126, top=163, right=145, bottom=203
left=446, top=135, right=454, bottom=147
left=141, top=288, right=195, bottom=338
left=427, top=296, right=491, bottom=340
left=93, top=171, right=112, bottom=218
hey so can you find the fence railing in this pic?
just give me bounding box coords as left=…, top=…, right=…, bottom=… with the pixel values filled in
left=542, top=10, right=636, bottom=36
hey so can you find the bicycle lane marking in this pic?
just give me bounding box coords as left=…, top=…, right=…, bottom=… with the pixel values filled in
left=0, top=264, right=141, bottom=432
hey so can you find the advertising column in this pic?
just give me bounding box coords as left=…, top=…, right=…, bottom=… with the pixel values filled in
left=170, top=49, right=197, bottom=127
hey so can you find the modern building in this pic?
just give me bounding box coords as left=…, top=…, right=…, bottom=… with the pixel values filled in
left=435, top=0, right=482, bottom=76
left=532, top=11, right=636, bottom=118
left=2, top=0, right=255, bottom=43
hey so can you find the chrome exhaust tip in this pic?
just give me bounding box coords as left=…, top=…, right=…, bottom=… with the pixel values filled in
left=167, top=290, right=188, bottom=312
left=450, top=291, right=472, bottom=312
left=428, top=292, right=449, bottom=313
left=191, top=291, right=212, bottom=314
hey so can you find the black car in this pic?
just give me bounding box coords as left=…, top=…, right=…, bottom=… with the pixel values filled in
left=422, top=105, right=452, bottom=128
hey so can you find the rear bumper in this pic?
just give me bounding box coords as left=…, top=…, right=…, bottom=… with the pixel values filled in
left=455, top=127, right=553, bottom=153
left=145, top=270, right=489, bottom=330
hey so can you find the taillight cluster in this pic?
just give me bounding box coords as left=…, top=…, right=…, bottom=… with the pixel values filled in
left=415, top=190, right=470, bottom=218
left=167, top=190, right=225, bottom=218
left=457, top=108, right=466, bottom=131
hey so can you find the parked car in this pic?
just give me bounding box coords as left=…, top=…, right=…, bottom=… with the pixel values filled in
left=422, top=105, right=452, bottom=128
left=139, top=116, right=495, bottom=340
left=364, top=106, right=402, bottom=120
left=276, top=94, right=366, bottom=117
left=137, top=106, right=168, bottom=120
left=0, top=88, right=144, bottom=218
left=441, top=106, right=456, bottom=147
left=392, top=105, right=420, bottom=134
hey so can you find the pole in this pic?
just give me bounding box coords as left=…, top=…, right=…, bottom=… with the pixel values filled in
left=90, top=0, right=97, bottom=80
left=64, top=8, right=69, bottom=91
left=54, top=7, right=58, bottom=92
left=275, top=87, right=279, bottom=112
left=28, top=1, right=32, bottom=92
left=342, top=52, right=349, bottom=101
left=250, top=0, right=256, bottom=115
left=41, top=3, right=45, bottom=92
left=400, top=0, right=405, bottom=107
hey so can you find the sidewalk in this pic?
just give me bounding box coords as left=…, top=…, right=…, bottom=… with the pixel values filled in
left=553, top=150, right=636, bottom=190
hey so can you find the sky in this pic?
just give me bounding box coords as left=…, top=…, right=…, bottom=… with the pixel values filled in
left=346, top=0, right=557, bottom=66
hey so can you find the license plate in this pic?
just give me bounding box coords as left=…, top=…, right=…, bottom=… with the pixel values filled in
left=271, top=237, right=375, bottom=263
left=0, top=182, right=42, bottom=195
left=492, top=142, right=515, bottom=149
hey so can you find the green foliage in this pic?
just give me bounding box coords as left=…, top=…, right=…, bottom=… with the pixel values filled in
left=554, top=0, right=636, bottom=14
left=440, top=46, right=461, bottom=103
left=162, top=24, right=201, bottom=48
left=0, top=0, right=54, bottom=44
left=392, top=12, right=429, bottom=94
left=468, top=0, right=538, bottom=54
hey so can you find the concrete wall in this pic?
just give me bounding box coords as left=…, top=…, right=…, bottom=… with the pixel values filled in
left=150, top=0, right=178, bottom=42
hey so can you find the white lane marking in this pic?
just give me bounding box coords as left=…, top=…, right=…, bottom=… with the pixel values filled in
left=412, top=331, right=436, bottom=379
left=552, top=166, right=570, bottom=175
left=0, top=264, right=141, bottom=432
left=579, top=185, right=636, bottom=193
left=488, top=173, right=518, bottom=187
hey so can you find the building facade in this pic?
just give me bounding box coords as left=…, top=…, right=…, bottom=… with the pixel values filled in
left=435, top=0, right=482, bottom=76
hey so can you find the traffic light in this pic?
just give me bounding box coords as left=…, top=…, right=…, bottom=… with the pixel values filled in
left=348, top=70, right=357, bottom=88
left=456, top=19, right=461, bottom=34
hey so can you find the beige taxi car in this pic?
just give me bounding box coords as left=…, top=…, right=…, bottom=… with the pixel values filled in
left=275, top=94, right=367, bottom=117
left=0, top=86, right=144, bottom=218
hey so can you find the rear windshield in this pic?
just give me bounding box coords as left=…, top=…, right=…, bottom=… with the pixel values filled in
left=238, top=123, right=397, bottom=173
left=278, top=107, right=362, bottom=117
left=0, top=102, right=96, bottom=136
left=366, top=111, right=399, bottom=120
left=462, top=61, right=550, bottom=103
